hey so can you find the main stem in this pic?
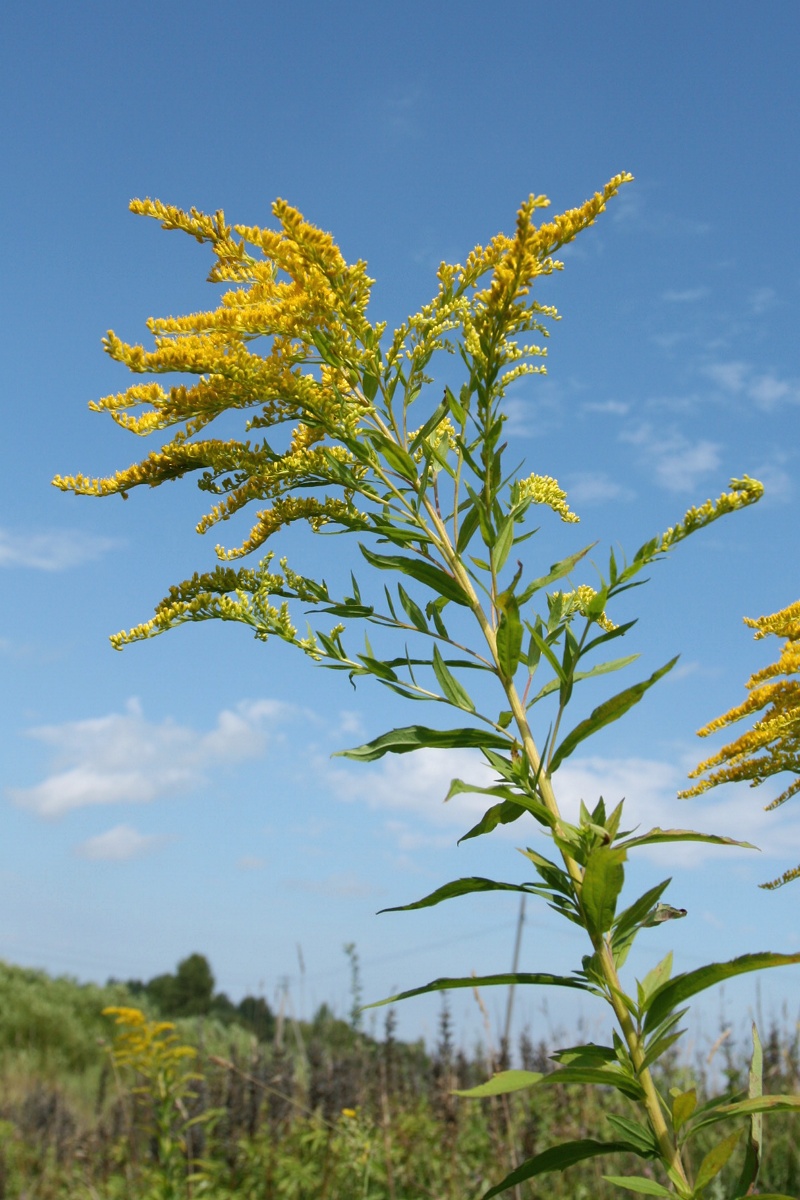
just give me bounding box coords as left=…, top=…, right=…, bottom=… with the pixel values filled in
left=425, top=507, right=692, bottom=1194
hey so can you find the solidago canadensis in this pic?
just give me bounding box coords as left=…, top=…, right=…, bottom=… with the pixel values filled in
left=57, top=178, right=800, bottom=1198
left=683, top=599, right=800, bottom=888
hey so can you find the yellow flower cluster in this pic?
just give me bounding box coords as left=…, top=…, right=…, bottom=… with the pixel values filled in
left=681, top=600, right=800, bottom=886
left=54, top=197, right=379, bottom=558
left=517, top=473, right=580, bottom=523
left=657, top=477, right=764, bottom=552
left=552, top=585, right=617, bottom=633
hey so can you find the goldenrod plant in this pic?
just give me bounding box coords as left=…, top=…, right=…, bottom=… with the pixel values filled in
left=58, top=178, right=800, bottom=1197
left=103, top=1006, right=218, bottom=1195
left=682, top=599, right=800, bottom=889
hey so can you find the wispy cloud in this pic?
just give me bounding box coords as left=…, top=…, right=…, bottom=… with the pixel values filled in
left=285, top=872, right=378, bottom=899
left=620, top=424, right=721, bottom=492
left=328, top=747, right=800, bottom=867
left=76, top=824, right=166, bottom=861
left=10, top=697, right=295, bottom=818
left=702, top=360, right=800, bottom=410
left=0, top=528, right=118, bottom=571
left=581, top=400, right=630, bottom=416
left=566, top=471, right=635, bottom=506
left=662, top=287, right=710, bottom=303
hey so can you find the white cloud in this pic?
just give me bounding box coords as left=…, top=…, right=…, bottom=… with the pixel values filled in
left=620, top=424, right=721, bottom=492
left=702, top=360, right=800, bottom=410
left=662, top=288, right=709, bottom=303
left=328, top=747, right=800, bottom=868
left=285, top=872, right=377, bottom=899
left=237, top=855, right=266, bottom=871
left=581, top=400, right=630, bottom=416
left=76, top=824, right=165, bottom=861
left=10, top=697, right=295, bottom=817
left=566, top=472, right=634, bottom=506
left=0, top=528, right=118, bottom=571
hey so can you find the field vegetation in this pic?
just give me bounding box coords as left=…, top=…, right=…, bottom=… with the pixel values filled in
left=1, top=957, right=797, bottom=1199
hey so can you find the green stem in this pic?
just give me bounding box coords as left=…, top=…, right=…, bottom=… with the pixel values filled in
left=425, top=509, right=692, bottom=1194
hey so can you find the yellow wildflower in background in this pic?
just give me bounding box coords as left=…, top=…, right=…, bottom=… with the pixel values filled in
left=681, top=599, right=800, bottom=887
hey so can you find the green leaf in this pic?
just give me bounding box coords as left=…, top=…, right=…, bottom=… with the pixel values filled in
left=496, top=596, right=524, bottom=679
left=517, top=545, right=594, bottom=603
left=694, top=1129, right=742, bottom=1191
left=359, top=544, right=470, bottom=606
left=582, top=847, right=627, bottom=936
left=432, top=644, right=476, bottom=711
left=492, top=514, right=516, bottom=573
left=551, top=1042, right=617, bottom=1067
left=455, top=1070, right=543, bottom=1098
left=456, top=503, right=481, bottom=554
left=605, top=1115, right=659, bottom=1157
left=549, top=658, right=678, bottom=772
left=482, top=1141, right=646, bottom=1199
left=336, top=724, right=510, bottom=762
left=379, top=876, right=542, bottom=914
left=366, top=972, right=591, bottom=1010
left=671, top=1088, right=697, bottom=1132
left=618, top=828, right=757, bottom=852
left=601, top=1177, right=674, bottom=1197
left=458, top=798, right=528, bottom=843
left=638, top=952, right=673, bottom=1011
left=644, top=951, right=800, bottom=1032
left=458, top=1065, right=641, bottom=1102
left=529, top=654, right=641, bottom=704
left=408, top=395, right=449, bottom=451
left=396, top=583, right=428, bottom=631
left=361, top=372, right=379, bottom=402
left=612, top=879, right=672, bottom=966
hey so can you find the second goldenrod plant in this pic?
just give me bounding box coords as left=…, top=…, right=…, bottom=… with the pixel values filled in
left=683, top=599, right=800, bottom=889
left=58, top=176, right=800, bottom=1197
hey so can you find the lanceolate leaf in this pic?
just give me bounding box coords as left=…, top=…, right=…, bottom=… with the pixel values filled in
left=643, top=952, right=800, bottom=1032
left=549, top=658, right=678, bottom=772
left=365, top=972, right=591, bottom=1010
left=581, top=846, right=627, bottom=936
left=481, top=1141, right=647, bottom=1199
left=359, top=544, right=470, bottom=606
left=456, top=1065, right=642, bottom=1101
left=496, top=595, right=524, bottom=679
left=335, top=724, right=511, bottom=762
left=432, top=644, right=476, bottom=711
left=601, top=1177, right=674, bottom=1197
left=516, top=545, right=594, bottom=603
left=378, top=876, right=544, bottom=914
left=618, top=828, right=757, bottom=852
left=458, top=798, right=528, bottom=842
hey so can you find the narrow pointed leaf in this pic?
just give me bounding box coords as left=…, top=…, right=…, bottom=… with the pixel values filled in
left=582, top=846, right=627, bottom=936
left=458, top=798, right=527, bottom=842
left=359, top=544, right=470, bottom=606
left=694, top=1130, right=742, bottom=1191
left=366, top=972, right=591, bottom=1010
left=496, top=596, right=524, bottom=679
left=550, top=658, right=678, bottom=772
left=432, top=644, right=476, bottom=711
left=619, top=828, right=757, bottom=852
left=379, top=876, right=541, bottom=914
left=455, top=1070, right=543, bottom=1098
left=644, top=952, right=800, bottom=1032
left=482, top=1141, right=645, bottom=1199
left=517, top=545, right=594, bottom=603
left=601, top=1177, right=674, bottom=1197
left=336, top=724, right=510, bottom=762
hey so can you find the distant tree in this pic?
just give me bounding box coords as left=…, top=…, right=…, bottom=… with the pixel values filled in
left=237, top=995, right=275, bottom=1041
left=171, top=953, right=215, bottom=1016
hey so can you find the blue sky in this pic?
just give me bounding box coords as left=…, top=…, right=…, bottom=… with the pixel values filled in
left=2, top=0, right=798, bottom=1049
